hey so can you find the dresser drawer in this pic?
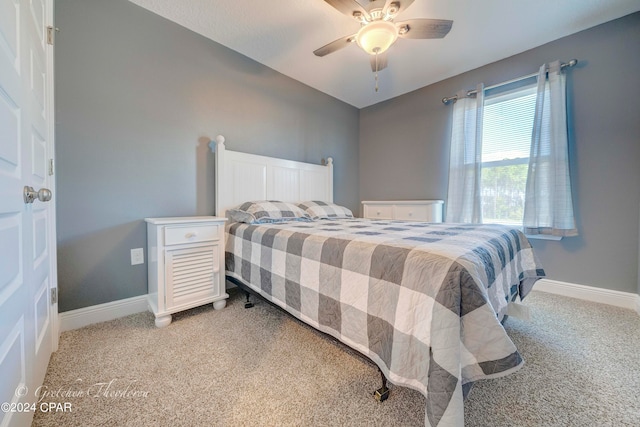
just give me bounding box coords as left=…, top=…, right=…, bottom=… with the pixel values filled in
left=164, top=224, right=220, bottom=246
left=364, top=204, right=394, bottom=219
left=395, top=205, right=430, bottom=221
left=361, top=200, right=444, bottom=222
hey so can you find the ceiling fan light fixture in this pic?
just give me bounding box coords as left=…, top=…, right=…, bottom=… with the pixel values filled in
left=356, top=21, right=398, bottom=55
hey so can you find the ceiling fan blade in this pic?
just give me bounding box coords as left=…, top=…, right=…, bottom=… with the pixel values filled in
left=367, top=0, right=415, bottom=16
left=396, top=19, right=453, bottom=39
left=324, top=0, right=370, bottom=20
left=313, top=34, right=356, bottom=57
left=370, top=52, right=388, bottom=72
left=391, top=0, right=415, bottom=15
left=380, top=0, right=395, bottom=13
left=365, top=0, right=386, bottom=13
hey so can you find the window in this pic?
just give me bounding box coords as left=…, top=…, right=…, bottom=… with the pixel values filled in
left=480, top=80, right=537, bottom=226
left=446, top=62, right=576, bottom=237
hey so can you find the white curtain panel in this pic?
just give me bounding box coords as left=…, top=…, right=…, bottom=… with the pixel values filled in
left=523, top=61, right=578, bottom=236
left=446, top=84, right=484, bottom=223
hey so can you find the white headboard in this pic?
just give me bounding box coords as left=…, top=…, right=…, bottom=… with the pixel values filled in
left=210, top=135, right=334, bottom=218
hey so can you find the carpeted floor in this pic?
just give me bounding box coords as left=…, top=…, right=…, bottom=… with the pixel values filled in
left=32, top=290, right=640, bottom=426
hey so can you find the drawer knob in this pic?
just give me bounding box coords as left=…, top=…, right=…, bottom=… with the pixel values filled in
left=409, top=212, right=413, bottom=216
left=376, top=211, right=381, bottom=215
left=185, top=232, right=197, bottom=239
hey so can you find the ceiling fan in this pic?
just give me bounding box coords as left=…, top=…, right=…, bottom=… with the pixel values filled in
left=314, top=0, right=453, bottom=90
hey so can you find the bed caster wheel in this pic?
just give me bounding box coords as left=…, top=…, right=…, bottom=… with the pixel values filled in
left=374, top=386, right=390, bottom=402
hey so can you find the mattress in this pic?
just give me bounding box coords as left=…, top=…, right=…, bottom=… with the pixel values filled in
left=225, top=218, right=544, bottom=426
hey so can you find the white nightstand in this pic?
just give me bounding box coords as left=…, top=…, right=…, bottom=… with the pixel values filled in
left=361, top=200, right=444, bottom=222
left=145, top=216, right=228, bottom=328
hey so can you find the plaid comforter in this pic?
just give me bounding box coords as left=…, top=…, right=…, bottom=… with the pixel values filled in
left=225, top=219, right=544, bottom=426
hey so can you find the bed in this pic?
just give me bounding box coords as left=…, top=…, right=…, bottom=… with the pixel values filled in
left=210, top=136, right=544, bottom=427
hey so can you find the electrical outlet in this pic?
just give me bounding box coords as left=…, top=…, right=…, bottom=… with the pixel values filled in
left=131, top=248, right=144, bottom=265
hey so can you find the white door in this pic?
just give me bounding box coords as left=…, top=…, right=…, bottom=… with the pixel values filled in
left=0, top=0, right=57, bottom=425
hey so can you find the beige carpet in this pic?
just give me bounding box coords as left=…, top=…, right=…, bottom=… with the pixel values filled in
left=32, top=290, right=640, bottom=426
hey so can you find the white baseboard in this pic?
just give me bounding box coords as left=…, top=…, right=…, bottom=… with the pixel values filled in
left=59, top=295, right=148, bottom=332
left=55, top=283, right=640, bottom=331
left=535, top=279, right=640, bottom=314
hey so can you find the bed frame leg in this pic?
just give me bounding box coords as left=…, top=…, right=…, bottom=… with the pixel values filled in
left=244, top=291, right=254, bottom=309
left=373, top=368, right=390, bottom=402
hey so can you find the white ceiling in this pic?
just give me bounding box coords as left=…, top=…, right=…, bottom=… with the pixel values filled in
left=128, top=0, right=640, bottom=108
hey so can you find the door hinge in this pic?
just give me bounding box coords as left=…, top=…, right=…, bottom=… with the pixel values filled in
left=51, top=288, right=58, bottom=304
left=47, top=26, right=55, bottom=45
left=49, top=159, right=54, bottom=176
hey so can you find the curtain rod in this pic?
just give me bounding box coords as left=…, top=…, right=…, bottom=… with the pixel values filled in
left=441, top=59, right=578, bottom=105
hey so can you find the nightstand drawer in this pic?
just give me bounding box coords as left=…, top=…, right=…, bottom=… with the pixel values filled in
left=364, top=204, right=394, bottom=219
left=165, top=224, right=220, bottom=246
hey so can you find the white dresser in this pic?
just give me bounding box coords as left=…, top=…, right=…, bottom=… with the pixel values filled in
left=361, top=200, right=444, bottom=222
left=145, top=216, right=228, bottom=327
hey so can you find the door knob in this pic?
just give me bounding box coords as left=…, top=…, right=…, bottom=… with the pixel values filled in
left=23, top=186, right=52, bottom=204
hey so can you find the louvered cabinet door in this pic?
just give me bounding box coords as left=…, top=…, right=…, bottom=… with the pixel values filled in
left=165, top=245, right=219, bottom=308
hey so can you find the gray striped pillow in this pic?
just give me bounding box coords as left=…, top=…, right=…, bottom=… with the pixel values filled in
left=296, top=201, right=353, bottom=220
left=227, top=201, right=312, bottom=224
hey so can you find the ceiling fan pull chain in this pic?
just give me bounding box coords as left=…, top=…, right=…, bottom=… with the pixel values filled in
left=375, top=50, right=379, bottom=92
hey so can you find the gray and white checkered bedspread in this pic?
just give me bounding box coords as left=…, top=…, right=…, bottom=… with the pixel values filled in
left=225, top=219, right=544, bottom=426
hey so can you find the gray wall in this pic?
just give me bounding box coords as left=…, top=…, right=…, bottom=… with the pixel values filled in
left=360, top=13, right=640, bottom=294
left=55, top=0, right=359, bottom=311
left=56, top=2, right=639, bottom=311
